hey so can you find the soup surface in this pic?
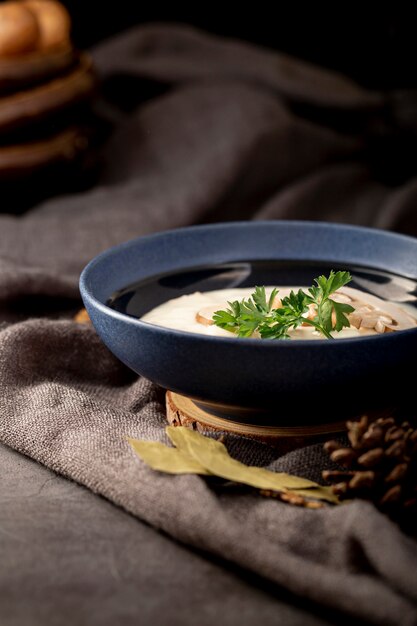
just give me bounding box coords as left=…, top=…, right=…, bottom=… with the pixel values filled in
left=140, top=286, right=417, bottom=339
left=109, top=261, right=417, bottom=339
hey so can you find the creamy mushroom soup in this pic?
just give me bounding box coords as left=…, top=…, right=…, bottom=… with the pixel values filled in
left=109, top=261, right=417, bottom=339
left=140, top=286, right=417, bottom=339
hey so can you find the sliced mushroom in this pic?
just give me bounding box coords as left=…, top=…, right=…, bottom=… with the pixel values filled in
left=378, top=314, right=393, bottom=325
left=271, top=295, right=282, bottom=309
left=355, top=305, right=374, bottom=315
left=375, top=320, right=389, bottom=334
left=360, top=316, right=379, bottom=329
left=348, top=301, right=395, bottom=332
left=301, top=303, right=317, bottom=326
left=350, top=305, right=410, bottom=333
left=196, top=305, right=222, bottom=326
left=331, top=291, right=353, bottom=304
left=349, top=313, right=362, bottom=329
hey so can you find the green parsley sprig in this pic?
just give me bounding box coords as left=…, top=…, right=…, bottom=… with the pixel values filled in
left=212, top=270, right=355, bottom=340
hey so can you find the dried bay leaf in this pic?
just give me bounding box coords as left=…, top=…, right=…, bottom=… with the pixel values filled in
left=128, top=438, right=210, bottom=475
left=128, top=429, right=339, bottom=505
left=166, top=427, right=339, bottom=504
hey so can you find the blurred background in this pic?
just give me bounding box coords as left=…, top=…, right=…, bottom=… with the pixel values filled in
left=63, top=3, right=417, bottom=90
left=1, top=1, right=417, bottom=234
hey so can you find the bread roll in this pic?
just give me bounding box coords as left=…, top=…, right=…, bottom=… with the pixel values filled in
left=23, top=0, right=70, bottom=50
left=0, top=2, right=40, bottom=57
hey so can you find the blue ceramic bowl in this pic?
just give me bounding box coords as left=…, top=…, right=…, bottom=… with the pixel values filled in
left=80, top=221, right=417, bottom=425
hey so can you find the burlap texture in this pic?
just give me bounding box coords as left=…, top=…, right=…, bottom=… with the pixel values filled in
left=1, top=25, right=417, bottom=625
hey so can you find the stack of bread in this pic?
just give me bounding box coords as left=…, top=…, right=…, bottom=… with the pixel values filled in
left=0, top=0, right=97, bottom=210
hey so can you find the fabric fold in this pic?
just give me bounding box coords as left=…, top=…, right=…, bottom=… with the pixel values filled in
left=1, top=23, right=417, bottom=625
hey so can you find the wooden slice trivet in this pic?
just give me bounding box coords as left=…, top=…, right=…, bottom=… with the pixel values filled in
left=166, top=391, right=346, bottom=450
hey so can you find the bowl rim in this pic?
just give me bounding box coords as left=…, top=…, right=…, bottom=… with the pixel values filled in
left=80, top=220, right=417, bottom=348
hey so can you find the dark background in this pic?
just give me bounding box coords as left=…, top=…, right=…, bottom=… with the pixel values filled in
left=63, top=2, right=417, bottom=90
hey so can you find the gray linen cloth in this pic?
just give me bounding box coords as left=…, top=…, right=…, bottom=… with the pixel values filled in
left=1, top=25, right=417, bottom=625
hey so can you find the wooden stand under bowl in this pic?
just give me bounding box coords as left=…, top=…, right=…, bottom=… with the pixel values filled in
left=166, top=390, right=347, bottom=452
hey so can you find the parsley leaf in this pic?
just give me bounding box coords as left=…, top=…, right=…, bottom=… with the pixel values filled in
left=212, top=271, right=355, bottom=340
left=331, top=300, right=355, bottom=332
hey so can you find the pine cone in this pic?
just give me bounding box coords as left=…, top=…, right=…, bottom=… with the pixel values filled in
left=322, top=415, right=417, bottom=525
